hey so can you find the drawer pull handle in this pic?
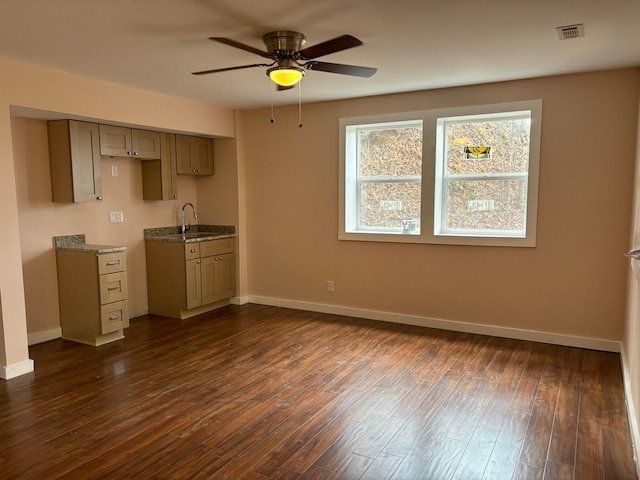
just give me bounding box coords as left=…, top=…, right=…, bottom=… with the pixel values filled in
left=109, top=315, right=121, bottom=321
left=107, top=286, right=121, bottom=291
left=106, top=260, right=120, bottom=266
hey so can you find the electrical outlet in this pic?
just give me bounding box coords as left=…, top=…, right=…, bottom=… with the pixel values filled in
left=109, top=211, right=124, bottom=223
left=327, top=280, right=334, bottom=293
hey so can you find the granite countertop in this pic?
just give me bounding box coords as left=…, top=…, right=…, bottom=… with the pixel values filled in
left=144, top=225, right=236, bottom=243
left=54, top=234, right=127, bottom=254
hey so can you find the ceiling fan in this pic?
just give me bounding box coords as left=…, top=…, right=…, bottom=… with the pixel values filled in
left=192, top=31, right=377, bottom=88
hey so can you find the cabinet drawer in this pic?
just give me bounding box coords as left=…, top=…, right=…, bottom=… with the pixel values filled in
left=98, top=252, right=127, bottom=274
left=184, top=243, right=200, bottom=260
left=200, top=238, right=235, bottom=257
left=100, top=300, right=129, bottom=334
left=99, top=272, right=128, bottom=304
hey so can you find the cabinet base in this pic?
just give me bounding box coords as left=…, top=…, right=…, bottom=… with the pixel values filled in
left=148, top=298, right=231, bottom=320
left=180, top=298, right=231, bottom=319
left=62, top=330, right=125, bottom=346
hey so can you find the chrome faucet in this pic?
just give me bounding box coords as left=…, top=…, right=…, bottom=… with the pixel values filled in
left=180, top=202, right=198, bottom=234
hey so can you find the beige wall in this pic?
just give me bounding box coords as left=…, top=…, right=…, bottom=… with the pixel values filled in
left=0, top=56, right=235, bottom=374
left=242, top=69, right=640, bottom=342
left=623, top=92, right=640, bottom=472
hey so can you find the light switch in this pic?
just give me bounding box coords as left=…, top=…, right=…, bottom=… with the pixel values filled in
left=109, top=211, right=124, bottom=223
left=111, top=165, right=118, bottom=177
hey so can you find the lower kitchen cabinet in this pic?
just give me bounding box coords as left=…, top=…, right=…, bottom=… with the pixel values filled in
left=55, top=246, right=129, bottom=346
left=145, top=237, right=236, bottom=319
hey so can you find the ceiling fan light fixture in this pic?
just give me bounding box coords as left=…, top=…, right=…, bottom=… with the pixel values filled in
left=268, top=66, right=304, bottom=86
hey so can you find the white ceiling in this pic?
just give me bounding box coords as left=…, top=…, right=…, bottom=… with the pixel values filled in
left=1, top=0, right=639, bottom=110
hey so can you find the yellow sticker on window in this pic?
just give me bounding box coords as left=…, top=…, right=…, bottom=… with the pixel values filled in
left=463, top=146, right=491, bottom=159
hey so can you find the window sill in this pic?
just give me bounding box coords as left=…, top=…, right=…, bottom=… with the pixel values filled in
left=339, top=230, right=536, bottom=247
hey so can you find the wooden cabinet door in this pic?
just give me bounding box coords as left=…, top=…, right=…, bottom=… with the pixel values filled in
left=100, top=126, right=160, bottom=159
left=160, top=133, right=178, bottom=199
left=141, top=133, right=178, bottom=200
left=132, top=129, right=161, bottom=159
left=176, top=134, right=193, bottom=174
left=192, top=136, right=214, bottom=175
left=68, top=121, right=102, bottom=203
left=214, top=253, right=235, bottom=301
left=176, top=135, right=214, bottom=175
left=201, top=253, right=235, bottom=305
left=201, top=255, right=217, bottom=305
left=49, top=120, right=102, bottom=203
left=185, top=258, right=202, bottom=309
left=99, top=125, right=132, bottom=157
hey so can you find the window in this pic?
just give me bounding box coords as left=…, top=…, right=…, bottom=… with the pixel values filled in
left=344, top=119, right=423, bottom=235
left=339, top=100, right=542, bottom=247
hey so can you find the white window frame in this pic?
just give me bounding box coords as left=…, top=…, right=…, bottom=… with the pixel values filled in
left=339, top=100, right=542, bottom=247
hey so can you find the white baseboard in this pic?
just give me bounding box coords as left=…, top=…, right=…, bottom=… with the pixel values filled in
left=248, top=295, right=621, bottom=352
left=28, top=327, right=62, bottom=346
left=1, top=359, right=34, bottom=379
left=620, top=344, right=640, bottom=478
left=231, top=296, right=250, bottom=305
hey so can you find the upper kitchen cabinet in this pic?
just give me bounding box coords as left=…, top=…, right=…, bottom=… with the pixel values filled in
left=99, top=125, right=161, bottom=159
left=48, top=120, right=103, bottom=203
left=176, top=134, right=214, bottom=175
left=141, top=133, right=179, bottom=201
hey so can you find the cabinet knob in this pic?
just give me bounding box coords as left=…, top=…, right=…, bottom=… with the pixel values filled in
left=133, top=152, right=139, bottom=156
left=97, top=196, right=102, bottom=200
left=197, top=260, right=201, bottom=264
left=190, top=249, right=196, bottom=253
left=173, top=195, right=178, bottom=199
left=192, top=169, right=197, bottom=173
left=127, top=151, right=132, bottom=155
left=109, top=315, right=121, bottom=321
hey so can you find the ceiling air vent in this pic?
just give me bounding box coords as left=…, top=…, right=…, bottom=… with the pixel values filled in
left=556, top=24, right=585, bottom=40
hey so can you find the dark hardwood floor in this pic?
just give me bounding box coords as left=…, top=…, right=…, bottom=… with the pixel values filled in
left=1, top=304, right=636, bottom=479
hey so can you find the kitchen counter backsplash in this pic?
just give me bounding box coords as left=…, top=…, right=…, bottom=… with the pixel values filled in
left=54, top=234, right=126, bottom=254
left=144, top=225, right=236, bottom=239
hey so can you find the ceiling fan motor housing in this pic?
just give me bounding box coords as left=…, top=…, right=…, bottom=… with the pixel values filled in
left=263, top=31, right=306, bottom=58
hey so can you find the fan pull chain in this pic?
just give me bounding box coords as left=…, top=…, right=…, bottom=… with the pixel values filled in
left=270, top=81, right=275, bottom=124
left=298, top=80, right=303, bottom=128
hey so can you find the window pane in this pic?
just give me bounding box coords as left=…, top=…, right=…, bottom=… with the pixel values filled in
left=358, top=126, right=422, bottom=177
left=360, top=182, right=421, bottom=233
left=444, top=179, right=527, bottom=234
left=446, top=116, right=530, bottom=175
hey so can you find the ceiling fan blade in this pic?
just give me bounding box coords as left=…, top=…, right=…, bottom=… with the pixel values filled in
left=209, top=37, right=272, bottom=59
left=192, top=63, right=271, bottom=75
left=298, top=35, right=363, bottom=60
left=304, top=61, right=377, bottom=78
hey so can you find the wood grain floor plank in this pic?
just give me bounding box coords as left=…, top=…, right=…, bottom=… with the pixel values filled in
left=0, top=305, right=633, bottom=479
left=575, top=434, right=604, bottom=480
left=519, top=384, right=560, bottom=468
left=358, top=451, right=404, bottom=480
left=420, top=437, right=468, bottom=480
left=390, top=445, right=436, bottom=479
left=451, top=426, right=499, bottom=480
left=601, top=427, right=637, bottom=480
left=314, top=385, right=411, bottom=471
left=543, top=461, right=574, bottom=480
left=513, top=462, right=545, bottom=480
left=383, top=371, right=459, bottom=456
left=548, top=382, right=580, bottom=466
